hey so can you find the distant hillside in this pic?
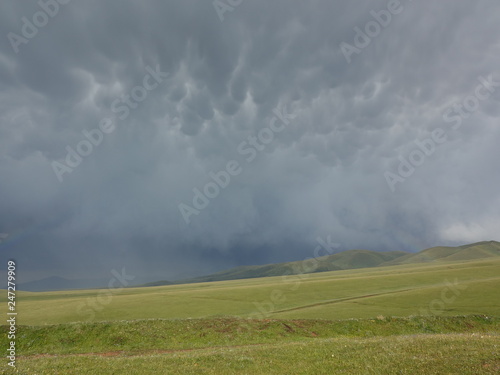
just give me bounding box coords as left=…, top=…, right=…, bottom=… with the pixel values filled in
left=135, top=280, right=175, bottom=287
left=381, top=240, right=500, bottom=266
left=143, top=240, right=500, bottom=287
left=25, top=241, right=500, bottom=291
left=179, top=250, right=408, bottom=285
left=140, top=249, right=407, bottom=287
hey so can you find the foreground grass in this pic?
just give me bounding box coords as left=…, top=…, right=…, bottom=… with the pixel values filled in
left=1, top=315, right=498, bottom=356
left=1, top=315, right=499, bottom=374
left=3, top=333, right=500, bottom=374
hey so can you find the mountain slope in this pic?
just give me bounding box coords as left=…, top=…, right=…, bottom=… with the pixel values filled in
left=147, top=241, right=500, bottom=287
left=27, top=241, right=500, bottom=291
left=180, top=249, right=408, bottom=284
left=140, top=249, right=407, bottom=287
left=381, top=240, right=500, bottom=266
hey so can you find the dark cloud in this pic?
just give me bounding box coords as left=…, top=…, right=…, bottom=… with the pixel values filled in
left=1, top=0, right=499, bottom=283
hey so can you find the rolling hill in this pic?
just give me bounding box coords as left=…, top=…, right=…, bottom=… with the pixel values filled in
left=19, top=241, right=500, bottom=291
left=142, top=240, right=500, bottom=287
left=141, top=249, right=407, bottom=287
left=381, top=240, right=500, bottom=266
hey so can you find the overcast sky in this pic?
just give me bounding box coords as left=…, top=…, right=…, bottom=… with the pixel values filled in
left=1, top=0, right=499, bottom=283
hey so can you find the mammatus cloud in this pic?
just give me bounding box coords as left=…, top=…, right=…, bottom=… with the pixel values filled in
left=178, top=103, right=297, bottom=224
left=0, top=0, right=499, bottom=282
left=384, top=75, right=500, bottom=192
left=51, top=65, right=169, bottom=182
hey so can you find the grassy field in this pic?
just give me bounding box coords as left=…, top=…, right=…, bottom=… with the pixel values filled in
left=1, top=258, right=499, bottom=373
left=14, top=333, right=500, bottom=375
left=4, top=258, right=499, bottom=325
left=1, top=316, right=499, bottom=374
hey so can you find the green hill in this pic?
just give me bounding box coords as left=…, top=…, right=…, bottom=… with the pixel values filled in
left=141, top=249, right=407, bottom=287
left=381, top=240, right=500, bottom=266
left=183, top=249, right=409, bottom=282
left=143, top=240, right=500, bottom=287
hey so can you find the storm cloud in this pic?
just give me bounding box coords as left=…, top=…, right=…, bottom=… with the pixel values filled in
left=1, top=0, right=499, bottom=283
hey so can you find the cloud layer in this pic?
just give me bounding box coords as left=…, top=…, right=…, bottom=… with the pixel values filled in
left=1, top=0, right=499, bottom=282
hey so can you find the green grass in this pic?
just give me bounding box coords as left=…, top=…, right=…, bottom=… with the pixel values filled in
left=7, top=334, right=500, bottom=375
left=3, top=258, right=499, bottom=325
left=1, top=315, right=498, bottom=355
left=1, top=257, right=499, bottom=373
left=1, top=316, right=499, bottom=374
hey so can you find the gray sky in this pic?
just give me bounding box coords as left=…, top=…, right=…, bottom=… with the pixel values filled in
left=1, top=0, right=499, bottom=283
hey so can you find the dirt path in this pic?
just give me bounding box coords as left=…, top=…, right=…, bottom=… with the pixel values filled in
left=271, top=287, right=415, bottom=313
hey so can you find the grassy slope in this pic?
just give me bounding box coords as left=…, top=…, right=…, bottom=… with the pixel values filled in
left=143, top=240, right=500, bottom=287
left=145, top=249, right=407, bottom=287
left=382, top=240, right=500, bottom=266
left=3, top=258, right=499, bottom=325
